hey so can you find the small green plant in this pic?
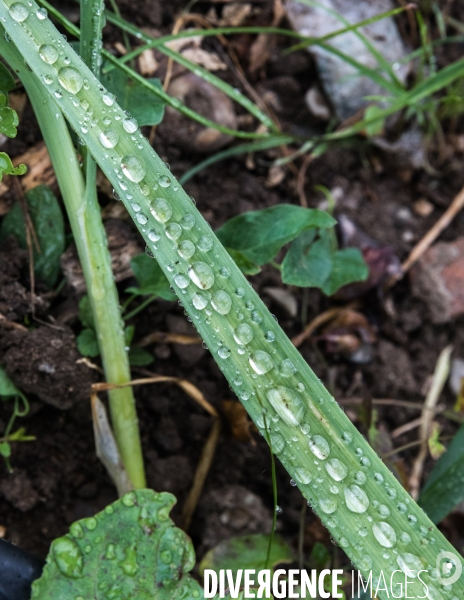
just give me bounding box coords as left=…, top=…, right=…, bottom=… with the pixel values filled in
left=0, top=1, right=463, bottom=599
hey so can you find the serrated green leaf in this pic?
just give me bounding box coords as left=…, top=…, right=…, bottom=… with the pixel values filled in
left=321, top=247, right=369, bottom=296
left=128, top=254, right=176, bottom=301
left=77, top=328, right=99, bottom=358
left=199, top=533, right=294, bottom=577
left=0, top=150, right=25, bottom=180
left=0, top=364, right=20, bottom=398
left=0, top=184, right=64, bottom=286
left=281, top=229, right=333, bottom=287
left=226, top=247, right=261, bottom=275
left=129, top=347, right=154, bottom=366
left=101, top=66, right=165, bottom=126
left=419, top=424, right=464, bottom=523
left=216, top=205, right=336, bottom=265
left=31, top=489, right=205, bottom=600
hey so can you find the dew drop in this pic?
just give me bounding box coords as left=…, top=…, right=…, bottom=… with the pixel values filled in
left=122, top=491, right=136, bottom=507
left=275, top=505, right=283, bottom=515
left=52, top=536, right=84, bottom=579
left=192, top=291, right=208, bottom=310
left=9, top=2, right=28, bottom=22
left=373, top=522, right=397, bottom=548
left=267, top=387, right=304, bottom=426
left=58, top=67, right=84, bottom=95
left=249, top=350, right=274, bottom=374
left=354, top=471, right=367, bottom=485
left=173, top=273, right=189, bottom=289
left=270, top=433, right=285, bottom=453
left=341, top=431, right=353, bottom=443
left=39, top=44, right=58, bottom=64
left=235, top=287, right=245, bottom=298
left=44, top=74, right=53, bottom=85
left=264, top=331, right=276, bottom=342
left=397, top=553, right=424, bottom=578
left=166, top=223, right=182, bottom=241
left=178, top=240, right=195, bottom=259
left=319, top=498, right=338, bottom=514
left=197, top=235, right=213, bottom=252
left=102, top=92, right=116, bottom=106
left=211, top=290, right=232, bottom=315
left=399, top=532, right=412, bottom=544
left=344, top=485, right=369, bottom=514
left=188, top=262, right=215, bottom=290
left=136, top=213, right=148, bottom=225
left=309, top=435, right=330, bottom=460
left=279, top=359, right=297, bottom=378
left=234, top=323, right=254, bottom=345
left=36, top=7, right=48, bottom=19
left=69, top=523, right=84, bottom=539
left=325, top=458, right=348, bottom=481
left=123, top=117, right=138, bottom=133
left=121, top=155, right=146, bottom=183
left=99, top=129, right=119, bottom=148
left=159, top=175, right=171, bottom=188
left=180, top=214, right=195, bottom=230
left=218, top=346, right=231, bottom=359
left=148, top=229, right=161, bottom=242
left=83, top=517, right=97, bottom=531
left=150, top=197, right=172, bottom=223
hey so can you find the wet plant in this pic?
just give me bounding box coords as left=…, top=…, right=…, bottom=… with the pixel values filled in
left=0, top=1, right=463, bottom=599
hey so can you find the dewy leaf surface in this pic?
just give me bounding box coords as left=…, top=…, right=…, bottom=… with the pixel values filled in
left=216, top=205, right=336, bottom=265
left=31, top=489, right=205, bottom=600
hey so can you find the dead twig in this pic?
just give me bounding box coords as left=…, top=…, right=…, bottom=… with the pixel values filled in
left=409, top=346, right=452, bottom=499
left=135, top=331, right=201, bottom=347
left=180, top=417, right=221, bottom=531
left=393, top=185, right=464, bottom=282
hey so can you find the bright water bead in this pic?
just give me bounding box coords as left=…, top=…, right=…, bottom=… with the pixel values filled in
left=188, top=262, right=214, bottom=290
left=121, top=154, right=146, bottom=183
left=38, top=43, right=58, bottom=64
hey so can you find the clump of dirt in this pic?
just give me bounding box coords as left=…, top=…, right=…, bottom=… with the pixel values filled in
left=0, top=326, right=98, bottom=409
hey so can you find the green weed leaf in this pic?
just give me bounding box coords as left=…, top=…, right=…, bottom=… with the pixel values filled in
left=0, top=365, right=20, bottom=398
left=0, top=442, right=11, bottom=457
left=127, top=254, right=176, bottom=301
left=419, top=424, right=464, bottom=523
left=0, top=62, right=15, bottom=92
left=321, top=247, right=368, bottom=296
left=129, top=347, right=154, bottom=366
left=0, top=150, right=25, bottom=179
left=101, top=67, right=165, bottom=126
left=226, top=248, right=261, bottom=275
left=31, top=489, right=205, bottom=600
left=216, top=205, right=336, bottom=265
left=281, top=229, right=332, bottom=287
left=199, top=533, right=294, bottom=576
left=0, top=184, right=64, bottom=286
left=0, top=92, right=19, bottom=137
left=77, top=328, right=99, bottom=358
left=78, top=295, right=95, bottom=330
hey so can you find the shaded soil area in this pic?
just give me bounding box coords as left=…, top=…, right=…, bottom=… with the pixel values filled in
left=1, top=0, right=464, bottom=579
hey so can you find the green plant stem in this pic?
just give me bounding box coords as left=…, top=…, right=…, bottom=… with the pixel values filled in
left=0, top=29, right=145, bottom=490
left=1, top=3, right=463, bottom=597
left=124, top=295, right=158, bottom=322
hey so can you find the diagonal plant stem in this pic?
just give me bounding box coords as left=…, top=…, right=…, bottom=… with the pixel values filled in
left=1, top=2, right=463, bottom=597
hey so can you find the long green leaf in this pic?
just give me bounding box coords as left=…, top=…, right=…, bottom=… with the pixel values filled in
left=1, top=3, right=463, bottom=598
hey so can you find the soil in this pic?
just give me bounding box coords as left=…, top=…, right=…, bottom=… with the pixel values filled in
left=1, top=0, right=464, bottom=582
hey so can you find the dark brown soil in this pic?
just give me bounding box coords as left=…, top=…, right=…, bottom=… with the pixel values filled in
left=1, top=0, right=464, bottom=579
